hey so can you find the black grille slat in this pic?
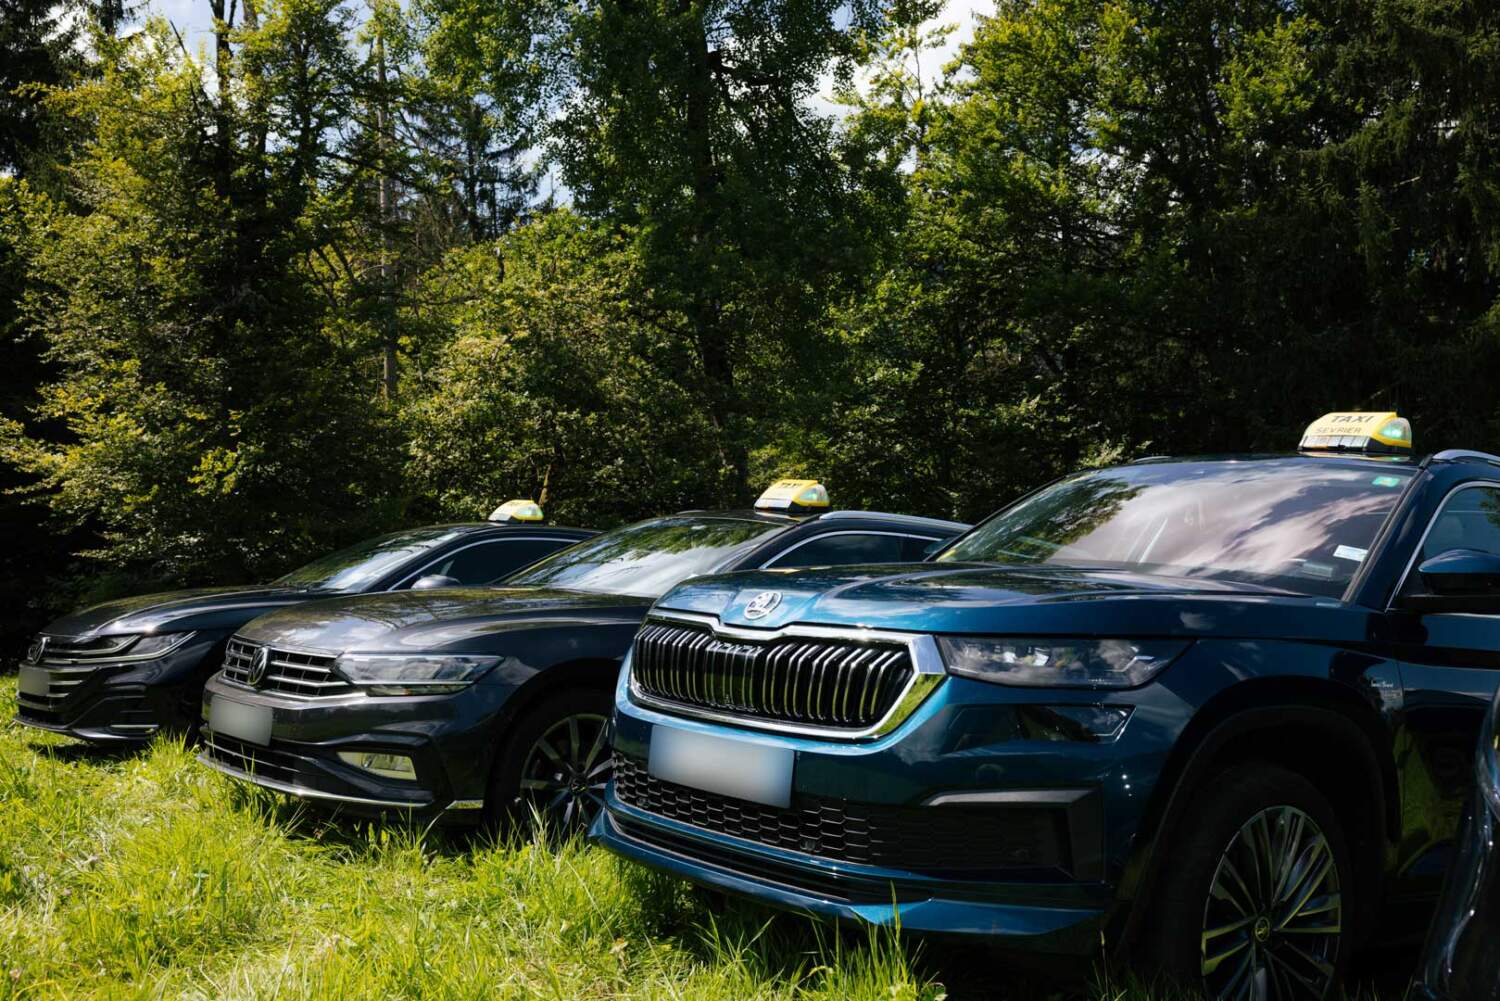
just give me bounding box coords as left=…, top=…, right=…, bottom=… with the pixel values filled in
left=220, top=638, right=353, bottom=698
left=202, top=732, right=301, bottom=784
left=613, top=756, right=1067, bottom=875
left=631, top=621, right=915, bottom=731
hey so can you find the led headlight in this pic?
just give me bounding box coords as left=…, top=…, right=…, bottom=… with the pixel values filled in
left=333, top=653, right=500, bottom=696
left=938, top=637, right=1189, bottom=689
left=127, top=632, right=196, bottom=658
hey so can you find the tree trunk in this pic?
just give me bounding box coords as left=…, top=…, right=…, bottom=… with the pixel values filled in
left=374, top=21, right=398, bottom=401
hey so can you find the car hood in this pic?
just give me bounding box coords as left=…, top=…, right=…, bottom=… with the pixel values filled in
left=44, top=585, right=318, bottom=639
left=237, top=587, right=655, bottom=655
left=657, top=564, right=1369, bottom=641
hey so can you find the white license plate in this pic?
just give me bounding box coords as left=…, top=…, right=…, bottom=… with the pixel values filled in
left=649, top=725, right=794, bottom=808
left=210, top=697, right=273, bottom=746
left=17, top=666, right=49, bottom=696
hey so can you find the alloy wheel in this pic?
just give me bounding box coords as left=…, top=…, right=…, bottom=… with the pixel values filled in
left=1201, top=805, right=1343, bottom=1001
left=515, top=712, right=611, bottom=833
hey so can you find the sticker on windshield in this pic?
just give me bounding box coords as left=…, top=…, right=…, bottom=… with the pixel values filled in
left=1333, top=545, right=1369, bottom=563
left=1372, top=475, right=1404, bottom=488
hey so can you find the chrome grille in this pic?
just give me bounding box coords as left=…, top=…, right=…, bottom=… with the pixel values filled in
left=33, top=634, right=138, bottom=663
left=221, top=638, right=353, bottom=698
left=630, top=620, right=915, bottom=731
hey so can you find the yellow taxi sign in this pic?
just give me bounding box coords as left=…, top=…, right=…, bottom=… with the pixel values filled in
left=755, top=479, right=830, bottom=512
left=488, top=499, right=544, bottom=523
left=1299, top=412, right=1413, bottom=453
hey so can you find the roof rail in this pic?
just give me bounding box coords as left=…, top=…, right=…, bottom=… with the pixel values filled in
left=816, top=510, right=971, bottom=532
left=1128, top=455, right=1174, bottom=464
left=1432, top=449, right=1500, bottom=466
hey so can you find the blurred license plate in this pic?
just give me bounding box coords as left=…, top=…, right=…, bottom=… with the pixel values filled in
left=210, top=697, right=272, bottom=746
left=649, top=725, right=793, bottom=808
left=17, top=666, right=49, bottom=696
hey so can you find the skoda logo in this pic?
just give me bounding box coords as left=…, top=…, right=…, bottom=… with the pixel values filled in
left=27, top=635, right=49, bottom=664
left=744, top=591, right=783, bottom=621
left=246, top=646, right=271, bottom=687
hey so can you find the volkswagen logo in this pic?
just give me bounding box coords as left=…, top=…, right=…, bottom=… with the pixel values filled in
left=744, top=591, right=783, bottom=620
left=246, top=646, right=272, bottom=687
left=27, top=635, right=49, bottom=664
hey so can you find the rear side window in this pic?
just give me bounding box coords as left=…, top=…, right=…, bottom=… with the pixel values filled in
left=1420, top=487, right=1500, bottom=562
left=766, top=533, right=931, bottom=569
left=418, top=538, right=572, bottom=586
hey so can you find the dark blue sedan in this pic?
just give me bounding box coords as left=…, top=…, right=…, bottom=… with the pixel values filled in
left=597, top=414, right=1500, bottom=1000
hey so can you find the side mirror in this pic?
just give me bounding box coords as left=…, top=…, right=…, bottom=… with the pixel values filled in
left=922, top=539, right=948, bottom=559
left=1401, top=549, right=1500, bottom=613
left=411, top=574, right=461, bottom=591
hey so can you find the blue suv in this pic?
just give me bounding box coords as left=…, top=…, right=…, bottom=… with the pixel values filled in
left=597, top=415, right=1500, bottom=1000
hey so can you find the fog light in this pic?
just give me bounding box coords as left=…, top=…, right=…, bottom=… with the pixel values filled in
left=337, top=751, right=417, bottom=781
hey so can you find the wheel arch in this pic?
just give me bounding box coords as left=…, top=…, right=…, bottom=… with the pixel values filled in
left=1114, top=678, right=1399, bottom=953
left=481, top=656, right=623, bottom=776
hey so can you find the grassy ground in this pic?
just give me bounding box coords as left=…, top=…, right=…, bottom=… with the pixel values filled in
left=0, top=680, right=1407, bottom=1001
left=1, top=684, right=1060, bottom=1001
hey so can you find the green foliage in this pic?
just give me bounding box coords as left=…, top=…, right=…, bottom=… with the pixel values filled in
left=401, top=213, right=724, bottom=526
left=1, top=0, right=1499, bottom=633
left=2, top=18, right=402, bottom=590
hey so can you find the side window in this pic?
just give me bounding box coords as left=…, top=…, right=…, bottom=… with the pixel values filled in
left=418, top=539, right=569, bottom=587
left=1402, top=486, right=1500, bottom=598
left=766, top=533, right=918, bottom=569
left=1421, top=488, right=1500, bottom=562
left=902, top=535, right=944, bottom=561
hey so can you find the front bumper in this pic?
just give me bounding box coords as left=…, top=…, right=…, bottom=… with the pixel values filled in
left=597, top=655, right=1192, bottom=955
left=197, top=674, right=506, bottom=818
left=13, top=637, right=220, bottom=743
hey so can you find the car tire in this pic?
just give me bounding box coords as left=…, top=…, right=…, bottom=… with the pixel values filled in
left=1142, top=762, right=1354, bottom=1001
left=485, top=687, right=614, bottom=838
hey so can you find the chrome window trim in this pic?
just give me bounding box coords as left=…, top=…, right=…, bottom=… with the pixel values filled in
left=387, top=535, right=566, bottom=590
left=759, top=530, right=943, bottom=570
left=627, top=609, right=945, bottom=741
left=1388, top=480, right=1500, bottom=614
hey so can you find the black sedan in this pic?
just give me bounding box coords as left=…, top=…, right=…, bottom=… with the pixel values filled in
left=197, top=494, right=967, bottom=828
left=15, top=516, right=593, bottom=743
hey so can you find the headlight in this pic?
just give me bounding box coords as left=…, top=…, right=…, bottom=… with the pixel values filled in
left=127, top=633, right=195, bottom=658
left=27, top=632, right=194, bottom=663
left=937, top=637, right=1189, bottom=689
left=333, top=653, right=500, bottom=696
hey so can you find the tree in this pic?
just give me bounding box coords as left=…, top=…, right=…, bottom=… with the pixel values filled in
left=550, top=0, right=887, bottom=500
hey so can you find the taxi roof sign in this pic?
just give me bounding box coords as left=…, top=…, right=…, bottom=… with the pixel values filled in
left=1299, top=412, right=1413, bottom=454
left=755, top=479, right=830, bottom=513
left=488, top=499, right=544, bottom=523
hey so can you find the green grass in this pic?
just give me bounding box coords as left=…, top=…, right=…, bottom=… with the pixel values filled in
left=0, top=683, right=989, bottom=1000
left=0, top=682, right=1403, bottom=1001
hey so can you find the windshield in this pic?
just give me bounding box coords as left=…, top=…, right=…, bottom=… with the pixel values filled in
left=505, top=517, right=781, bottom=597
left=937, top=459, right=1414, bottom=597
left=275, top=528, right=466, bottom=592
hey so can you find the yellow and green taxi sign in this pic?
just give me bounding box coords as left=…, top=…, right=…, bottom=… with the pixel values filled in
left=755, top=479, right=830, bottom=512
left=1299, top=412, right=1413, bottom=454
left=488, top=499, right=545, bottom=523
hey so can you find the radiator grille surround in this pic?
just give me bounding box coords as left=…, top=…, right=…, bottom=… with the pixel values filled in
left=221, top=637, right=354, bottom=698
left=628, top=615, right=942, bottom=738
